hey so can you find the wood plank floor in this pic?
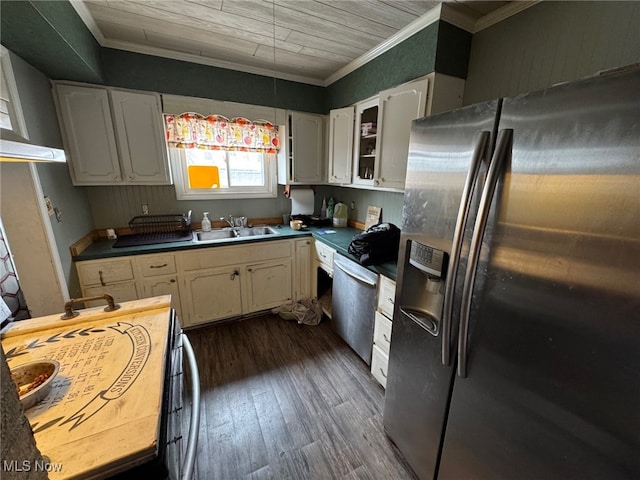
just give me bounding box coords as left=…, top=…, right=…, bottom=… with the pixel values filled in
left=183, top=314, right=418, bottom=480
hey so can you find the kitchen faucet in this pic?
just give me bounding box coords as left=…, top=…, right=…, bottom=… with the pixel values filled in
left=220, top=216, right=235, bottom=228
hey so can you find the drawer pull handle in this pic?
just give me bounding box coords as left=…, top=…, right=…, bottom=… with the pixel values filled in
left=379, top=368, right=387, bottom=378
left=383, top=333, right=390, bottom=343
left=388, top=297, right=394, bottom=304
left=230, top=269, right=239, bottom=280
left=98, top=270, right=105, bottom=286
left=150, top=263, right=168, bottom=269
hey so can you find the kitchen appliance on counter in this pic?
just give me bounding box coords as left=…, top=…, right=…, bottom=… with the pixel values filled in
left=113, top=211, right=192, bottom=247
left=289, top=214, right=332, bottom=227
left=384, top=67, right=640, bottom=480
left=1, top=295, right=201, bottom=480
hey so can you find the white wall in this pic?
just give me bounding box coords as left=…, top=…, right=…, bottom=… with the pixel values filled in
left=463, top=1, right=640, bottom=105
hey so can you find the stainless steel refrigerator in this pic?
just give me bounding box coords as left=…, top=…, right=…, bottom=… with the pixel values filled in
left=383, top=66, right=640, bottom=480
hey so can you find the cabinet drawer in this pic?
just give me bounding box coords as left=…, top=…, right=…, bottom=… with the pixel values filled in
left=377, top=275, right=396, bottom=318
left=138, top=254, right=177, bottom=277
left=180, top=241, right=292, bottom=271
left=371, top=344, right=389, bottom=389
left=373, top=311, right=392, bottom=354
left=83, top=282, right=139, bottom=307
left=77, top=258, right=135, bottom=286
left=314, top=240, right=335, bottom=272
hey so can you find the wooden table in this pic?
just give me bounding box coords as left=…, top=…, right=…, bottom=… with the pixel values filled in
left=2, top=296, right=173, bottom=479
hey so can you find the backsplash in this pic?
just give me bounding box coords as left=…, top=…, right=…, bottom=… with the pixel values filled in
left=87, top=185, right=292, bottom=229
left=314, top=186, right=404, bottom=227
left=87, top=184, right=404, bottom=230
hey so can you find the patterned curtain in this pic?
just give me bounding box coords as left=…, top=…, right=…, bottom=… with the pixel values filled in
left=164, top=113, right=280, bottom=153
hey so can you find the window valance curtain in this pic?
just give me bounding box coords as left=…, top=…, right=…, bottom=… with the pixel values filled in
left=164, top=113, right=280, bottom=153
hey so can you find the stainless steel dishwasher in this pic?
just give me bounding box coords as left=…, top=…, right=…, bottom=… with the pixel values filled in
left=332, top=254, right=378, bottom=365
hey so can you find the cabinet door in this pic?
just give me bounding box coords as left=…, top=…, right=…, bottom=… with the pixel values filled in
left=141, top=274, right=182, bottom=319
left=55, top=84, right=122, bottom=185
left=352, top=97, right=379, bottom=187
left=110, top=90, right=171, bottom=185
left=243, top=259, right=292, bottom=313
left=375, top=78, right=429, bottom=189
left=290, top=111, right=324, bottom=184
left=294, top=238, right=312, bottom=301
left=83, top=282, right=139, bottom=308
left=328, top=107, right=354, bottom=184
left=181, top=267, right=242, bottom=326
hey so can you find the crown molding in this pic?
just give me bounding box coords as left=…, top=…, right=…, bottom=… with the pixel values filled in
left=439, top=4, right=477, bottom=32
left=69, top=0, right=104, bottom=43
left=323, top=4, right=442, bottom=86
left=474, top=1, right=540, bottom=33
left=70, top=0, right=539, bottom=89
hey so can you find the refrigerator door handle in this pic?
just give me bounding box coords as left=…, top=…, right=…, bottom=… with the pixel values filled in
left=458, top=128, right=513, bottom=378
left=441, top=131, right=490, bottom=366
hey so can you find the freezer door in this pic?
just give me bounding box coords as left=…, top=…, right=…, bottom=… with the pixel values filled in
left=383, top=100, right=500, bottom=480
left=438, top=68, right=640, bottom=479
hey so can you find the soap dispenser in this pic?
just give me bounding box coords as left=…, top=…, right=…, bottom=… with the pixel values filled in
left=201, top=212, right=212, bottom=232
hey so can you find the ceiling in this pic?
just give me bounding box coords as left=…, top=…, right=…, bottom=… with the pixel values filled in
left=73, top=1, right=525, bottom=86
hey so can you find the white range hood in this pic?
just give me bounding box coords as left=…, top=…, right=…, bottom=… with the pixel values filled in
left=0, top=128, right=66, bottom=163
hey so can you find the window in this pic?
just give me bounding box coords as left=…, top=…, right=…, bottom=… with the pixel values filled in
left=170, top=148, right=277, bottom=200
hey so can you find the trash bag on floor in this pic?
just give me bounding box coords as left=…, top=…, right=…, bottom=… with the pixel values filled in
left=272, top=298, right=323, bottom=325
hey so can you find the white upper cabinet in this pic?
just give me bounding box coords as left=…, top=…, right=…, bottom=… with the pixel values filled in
left=55, top=84, right=121, bottom=184
left=327, top=106, right=354, bottom=184
left=374, top=77, right=429, bottom=190
left=110, top=90, right=171, bottom=184
left=278, top=111, right=325, bottom=185
left=352, top=97, right=379, bottom=187
left=54, top=83, right=171, bottom=186
left=327, top=73, right=465, bottom=191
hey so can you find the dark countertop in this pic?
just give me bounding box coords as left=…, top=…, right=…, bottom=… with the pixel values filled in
left=73, top=225, right=397, bottom=280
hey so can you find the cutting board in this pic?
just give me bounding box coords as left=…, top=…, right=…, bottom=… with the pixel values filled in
left=1, top=296, right=173, bottom=479
left=364, top=205, right=382, bottom=230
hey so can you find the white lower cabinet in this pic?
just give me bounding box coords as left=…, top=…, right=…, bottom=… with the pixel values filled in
left=181, top=267, right=243, bottom=325
left=243, top=259, right=292, bottom=312
left=76, top=238, right=311, bottom=328
left=83, top=282, right=139, bottom=308
left=76, top=256, right=139, bottom=307
left=371, top=344, right=390, bottom=388
left=294, top=238, right=312, bottom=301
left=371, top=275, right=396, bottom=388
left=140, top=275, right=181, bottom=315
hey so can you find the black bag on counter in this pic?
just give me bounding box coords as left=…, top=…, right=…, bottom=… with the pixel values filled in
left=348, top=222, right=401, bottom=266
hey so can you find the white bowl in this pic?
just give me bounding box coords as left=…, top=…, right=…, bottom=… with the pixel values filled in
left=11, top=359, right=60, bottom=410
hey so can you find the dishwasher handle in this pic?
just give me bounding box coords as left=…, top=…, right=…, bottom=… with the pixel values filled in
left=333, top=256, right=378, bottom=287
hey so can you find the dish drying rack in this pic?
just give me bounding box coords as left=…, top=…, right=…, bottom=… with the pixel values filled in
left=112, top=210, right=192, bottom=248
left=128, top=210, right=192, bottom=234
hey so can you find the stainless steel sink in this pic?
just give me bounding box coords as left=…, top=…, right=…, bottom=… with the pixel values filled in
left=235, top=226, right=279, bottom=236
left=193, top=228, right=237, bottom=242
left=192, top=226, right=280, bottom=244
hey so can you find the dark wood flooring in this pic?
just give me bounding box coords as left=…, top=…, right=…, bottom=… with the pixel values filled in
left=183, top=314, right=417, bottom=480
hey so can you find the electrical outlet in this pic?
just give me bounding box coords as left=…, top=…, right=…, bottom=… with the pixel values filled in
left=141, top=203, right=149, bottom=215
left=44, top=196, right=54, bottom=216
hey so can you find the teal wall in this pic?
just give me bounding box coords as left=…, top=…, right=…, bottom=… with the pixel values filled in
left=101, top=48, right=325, bottom=114
left=326, top=21, right=471, bottom=110
left=0, top=0, right=103, bottom=83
